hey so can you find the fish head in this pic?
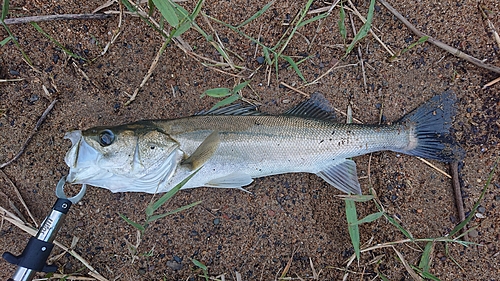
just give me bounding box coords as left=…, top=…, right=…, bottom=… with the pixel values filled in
left=64, top=122, right=183, bottom=193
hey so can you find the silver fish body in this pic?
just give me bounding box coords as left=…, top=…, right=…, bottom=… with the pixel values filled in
left=64, top=92, right=462, bottom=194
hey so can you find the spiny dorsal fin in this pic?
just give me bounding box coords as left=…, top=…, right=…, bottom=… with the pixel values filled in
left=196, top=104, right=264, bottom=116
left=284, top=92, right=336, bottom=120
left=181, top=131, right=220, bottom=170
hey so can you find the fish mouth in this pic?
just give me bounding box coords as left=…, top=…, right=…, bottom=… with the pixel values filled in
left=64, top=130, right=103, bottom=184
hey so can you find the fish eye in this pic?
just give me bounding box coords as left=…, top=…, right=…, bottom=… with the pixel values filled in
left=99, top=129, right=115, bottom=146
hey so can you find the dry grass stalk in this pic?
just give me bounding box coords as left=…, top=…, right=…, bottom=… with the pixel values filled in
left=378, top=0, right=500, bottom=74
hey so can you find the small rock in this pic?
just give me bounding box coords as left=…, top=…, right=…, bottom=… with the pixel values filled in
left=213, top=218, right=220, bottom=225
left=256, top=56, right=265, bottom=64
left=9, top=69, right=20, bottom=76
left=468, top=229, right=479, bottom=238
left=29, top=94, right=39, bottom=103
left=166, top=260, right=182, bottom=270
left=478, top=206, right=486, bottom=213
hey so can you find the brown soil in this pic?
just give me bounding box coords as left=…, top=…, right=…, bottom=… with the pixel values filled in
left=1, top=0, right=499, bottom=280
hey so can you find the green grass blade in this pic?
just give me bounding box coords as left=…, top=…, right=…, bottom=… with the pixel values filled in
left=345, top=198, right=360, bottom=261
left=31, top=22, right=86, bottom=61
left=372, top=197, right=414, bottom=240
left=338, top=2, right=346, bottom=41
left=400, top=35, right=429, bottom=55
left=121, top=0, right=137, bottom=12
left=282, top=55, right=306, bottom=82
left=210, top=93, right=240, bottom=111
left=148, top=0, right=155, bottom=17
left=418, top=241, right=434, bottom=273
left=411, top=265, right=441, bottom=281
left=1, top=0, right=9, bottom=21
left=345, top=0, right=375, bottom=55
left=339, top=194, right=374, bottom=202
left=189, top=0, right=204, bottom=20
left=262, top=47, right=272, bottom=65
left=377, top=272, right=390, bottom=281
left=152, top=0, right=179, bottom=27
left=147, top=200, right=202, bottom=223
left=173, top=21, right=191, bottom=37
left=191, top=258, right=208, bottom=271
left=119, top=213, right=145, bottom=232
left=202, top=87, right=231, bottom=98
left=448, top=158, right=498, bottom=237
left=351, top=211, right=384, bottom=225
left=297, top=12, right=329, bottom=28
left=237, top=0, right=274, bottom=28
left=1, top=22, right=32, bottom=65
left=0, top=35, right=11, bottom=46
left=146, top=168, right=200, bottom=215
left=233, top=80, right=250, bottom=93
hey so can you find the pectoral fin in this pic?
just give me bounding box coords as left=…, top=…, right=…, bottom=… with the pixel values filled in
left=316, top=159, right=361, bottom=194
left=205, top=171, right=253, bottom=190
left=182, top=131, right=220, bottom=170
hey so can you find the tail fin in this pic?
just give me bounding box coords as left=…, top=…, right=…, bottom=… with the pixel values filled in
left=397, top=91, right=464, bottom=162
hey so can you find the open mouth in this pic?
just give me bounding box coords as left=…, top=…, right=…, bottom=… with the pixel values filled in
left=64, top=130, right=103, bottom=183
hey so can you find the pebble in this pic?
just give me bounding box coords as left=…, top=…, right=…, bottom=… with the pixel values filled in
left=478, top=206, right=486, bottom=213
left=213, top=218, right=220, bottom=225
left=468, top=229, right=479, bottom=238
left=29, top=94, right=39, bottom=103
left=256, top=56, right=265, bottom=64
left=9, top=69, right=20, bottom=76
left=166, top=260, right=182, bottom=270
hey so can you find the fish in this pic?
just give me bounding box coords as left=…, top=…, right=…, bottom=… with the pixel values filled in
left=64, top=91, right=463, bottom=194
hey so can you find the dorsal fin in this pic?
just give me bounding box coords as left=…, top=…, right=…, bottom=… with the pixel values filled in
left=284, top=92, right=336, bottom=120
left=196, top=104, right=264, bottom=116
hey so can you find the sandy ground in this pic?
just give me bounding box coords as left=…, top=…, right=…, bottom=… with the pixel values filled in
left=1, top=0, right=499, bottom=280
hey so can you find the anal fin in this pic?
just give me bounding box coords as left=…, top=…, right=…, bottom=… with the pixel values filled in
left=316, top=159, right=361, bottom=194
left=206, top=171, right=253, bottom=190
left=182, top=131, right=220, bottom=170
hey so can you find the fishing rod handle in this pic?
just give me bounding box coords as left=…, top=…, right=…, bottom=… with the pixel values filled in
left=3, top=198, right=72, bottom=281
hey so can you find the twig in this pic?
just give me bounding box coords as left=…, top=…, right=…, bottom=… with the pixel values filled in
left=0, top=170, right=38, bottom=227
left=0, top=99, right=57, bottom=169
left=0, top=78, right=24, bottom=82
left=483, top=76, right=500, bottom=89
left=346, top=0, right=394, bottom=56
left=378, top=0, right=500, bottom=74
left=124, top=39, right=169, bottom=106
left=349, top=13, right=368, bottom=95
left=479, top=4, right=500, bottom=50
left=416, top=157, right=451, bottom=178
left=279, top=82, right=309, bottom=97
left=450, top=161, right=467, bottom=239
left=2, top=14, right=110, bottom=25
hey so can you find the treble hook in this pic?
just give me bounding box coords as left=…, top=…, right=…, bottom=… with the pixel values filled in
left=55, top=176, right=86, bottom=204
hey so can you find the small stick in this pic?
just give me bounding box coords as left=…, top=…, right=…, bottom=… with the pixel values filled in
left=482, top=76, right=500, bottom=89
left=0, top=99, right=57, bottom=169
left=378, top=0, right=500, bottom=74
left=416, top=157, right=451, bottom=178
left=124, top=40, right=168, bottom=106
left=0, top=169, right=38, bottom=227
left=450, top=161, right=467, bottom=238
left=2, top=13, right=110, bottom=25
left=349, top=13, right=368, bottom=95
left=279, top=82, right=309, bottom=97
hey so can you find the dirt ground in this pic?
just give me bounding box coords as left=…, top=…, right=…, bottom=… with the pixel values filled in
left=1, top=0, right=499, bottom=280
